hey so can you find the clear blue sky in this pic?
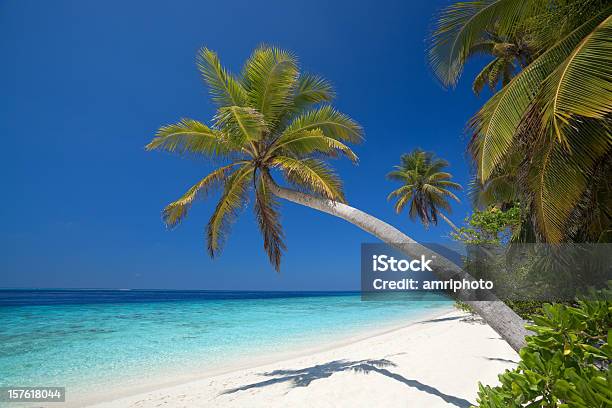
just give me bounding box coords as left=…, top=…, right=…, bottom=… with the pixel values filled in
left=0, top=0, right=488, bottom=290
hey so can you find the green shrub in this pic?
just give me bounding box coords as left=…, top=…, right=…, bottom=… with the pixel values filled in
left=505, top=300, right=545, bottom=320
left=455, top=301, right=474, bottom=313
left=473, top=286, right=612, bottom=408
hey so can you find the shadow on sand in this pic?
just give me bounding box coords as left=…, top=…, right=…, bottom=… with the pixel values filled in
left=419, top=314, right=485, bottom=325
left=484, top=356, right=518, bottom=364
left=221, top=358, right=473, bottom=408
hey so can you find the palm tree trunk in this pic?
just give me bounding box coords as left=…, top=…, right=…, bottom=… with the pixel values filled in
left=266, top=179, right=529, bottom=352
left=438, top=212, right=461, bottom=232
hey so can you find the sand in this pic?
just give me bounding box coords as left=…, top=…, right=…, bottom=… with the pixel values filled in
left=85, top=310, right=518, bottom=408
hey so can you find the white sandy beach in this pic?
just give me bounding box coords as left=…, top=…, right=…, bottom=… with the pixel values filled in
left=86, top=310, right=518, bottom=408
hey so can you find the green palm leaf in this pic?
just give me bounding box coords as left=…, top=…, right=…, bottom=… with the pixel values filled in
left=207, top=165, right=254, bottom=256
left=146, top=118, right=229, bottom=156
left=427, top=190, right=453, bottom=212
left=282, top=105, right=363, bottom=143
left=536, top=14, right=612, bottom=144
left=530, top=120, right=611, bottom=242
left=214, top=106, right=267, bottom=146
left=392, top=190, right=413, bottom=214
left=386, top=170, right=412, bottom=182
left=435, top=180, right=463, bottom=190
left=428, top=172, right=453, bottom=181
left=254, top=176, right=286, bottom=272
left=387, top=185, right=413, bottom=201
left=423, top=184, right=461, bottom=203
left=242, top=47, right=298, bottom=128
left=428, top=0, right=542, bottom=87
left=197, top=48, right=246, bottom=106
left=470, top=10, right=610, bottom=181
left=472, top=57, right=500, bottom=95
left=162, top=163, right=245, bottom=229
left=467, top=40, right=495, bottom=57
left=292, top=74, right=335, bottom=111
left=468, top=174, right=517, bottom=208
left=272, top=156, right=345, bottom=202
left=271, top=129, right=358, bottom=162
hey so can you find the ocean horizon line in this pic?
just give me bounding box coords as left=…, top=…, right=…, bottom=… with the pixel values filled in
left=0, top=288, right=361, bottom=293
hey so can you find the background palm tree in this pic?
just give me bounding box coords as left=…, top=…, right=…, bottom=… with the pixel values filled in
left=387, top=149, right=462, bottom=231
left=147, top=46, right=529, bottom=352
left=469, top=30, right=535, bottom=95
left=428, top=0, right=612, bottom=243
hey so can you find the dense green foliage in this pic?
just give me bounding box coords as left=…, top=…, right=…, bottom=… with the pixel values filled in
left=473, top=287, right=612, bottom=408
left=451, top=204, right=521, bottom=245
left=387, top=149, right=462, bottom=230
left=429, top=0, right=612, bottom=243
left=146, top=47, right=362, bottom=271
left=452, top=204, right=544, bottom=319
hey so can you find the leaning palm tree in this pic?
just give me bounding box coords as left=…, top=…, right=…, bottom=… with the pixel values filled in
left=387, top=149, right=462, bottom=231
left=147, top=46, right=529, bottom=351
left=428, top=0, right=612, bottom=243
left=146, top=46, right=361, bottom=271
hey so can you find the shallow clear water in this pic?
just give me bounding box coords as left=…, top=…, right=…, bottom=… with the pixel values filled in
left=0, top=290, right=452, bottom=397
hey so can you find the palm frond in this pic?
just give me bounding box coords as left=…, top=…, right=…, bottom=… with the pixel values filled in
left=468, top=174, right=517, bottom=208
left=207, top=165, right=254, bottom=256
left=486, top=57, right=504, bottom=88
left=387, top=185, right=413, bottom=201
left=271, top=129, right=358, bottom=162
left=146, top=118, right=229, bottom=156
left=283, top=105, right=363, bottom=143
left=400, top=149, right=429, bottom=170
left=423, top=184, right=461, bottom=203
left=162, top=163, right=244, bottom=229
left=393, top=191, right=412, bottom=214
left=472, top=57, right=500, bottom=95
left=470, top=10, right=609, bottom=181
left=408, top=199, right=420, bottom=223
left=291, top=74, right=335, bottom=112
left=536, top=14, right=612, bottom=145
left=428, top=0, right=542, bottom=87
left=242, top=47, right=299, bottom=128
left=254, top=176, right=286, bottom=272
left=501, top=57, right=514, bottom=85
left=213, top=106, right=267, bottom=147
left=467, top=39, right=496, bottom=57
left=530, top=119, right=611, bottom=242
left=425, top=159, right=450, bottom=176
left=272, top=156, right=345, bottom=202
left=196, top=48, right=246, bottom=106
left=433, top=180, right=463, bottom=191
left=386, top=170, right=410, bottom=182
left=428, top=172, right=453, bottom=181
left=428, top=192, right=453, bottom=213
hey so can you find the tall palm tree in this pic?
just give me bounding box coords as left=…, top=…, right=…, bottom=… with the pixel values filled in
left=147, top=46, right=529, bottom=352
left=428, top=0, right=612, bottom=243
left=387, top=149, right=462, bottom=231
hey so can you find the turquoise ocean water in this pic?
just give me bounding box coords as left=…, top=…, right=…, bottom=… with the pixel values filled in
left=0, top=290, right=452, bottom=400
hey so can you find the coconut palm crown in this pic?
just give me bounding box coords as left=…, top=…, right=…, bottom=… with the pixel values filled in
left=387, top=149, right=462, bottom=229
left=146, top=46, right=363, bottom=271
